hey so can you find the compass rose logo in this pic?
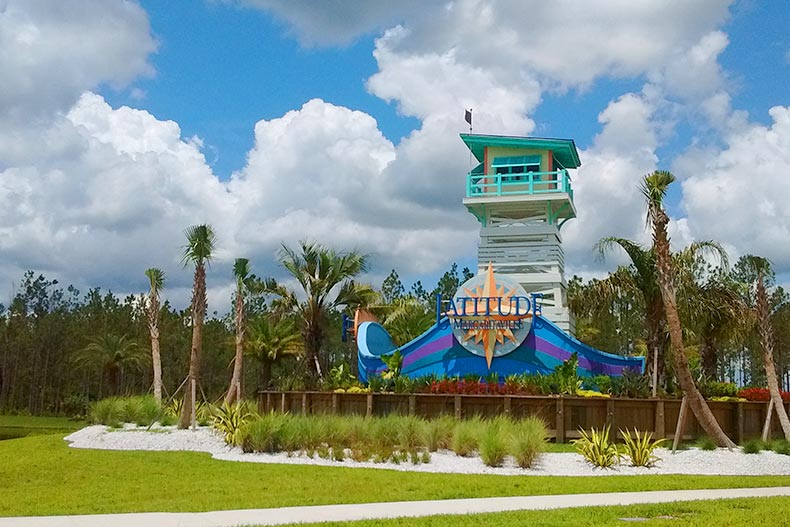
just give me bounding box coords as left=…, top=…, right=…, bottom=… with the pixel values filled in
left=447, top=263, right=534, bottom=367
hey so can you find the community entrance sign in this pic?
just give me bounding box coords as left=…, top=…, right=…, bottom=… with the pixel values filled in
left=447, top=263, right=539, bottom=367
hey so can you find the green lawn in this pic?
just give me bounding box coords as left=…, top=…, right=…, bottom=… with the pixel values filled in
left=267, top=497, right=790, bottom=527
left=2, top=434, right=790, bottom=517
left=0, top=415, right=86, bottom=440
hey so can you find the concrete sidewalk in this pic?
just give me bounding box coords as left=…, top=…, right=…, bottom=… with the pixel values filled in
left=3, top=487, right=790, bottom=527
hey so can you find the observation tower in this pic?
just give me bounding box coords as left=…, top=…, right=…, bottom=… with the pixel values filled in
left=460, top=134, right=580, bottom=334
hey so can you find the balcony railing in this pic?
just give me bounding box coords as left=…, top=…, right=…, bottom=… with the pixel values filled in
left=466, top=170, right=573, bottom=201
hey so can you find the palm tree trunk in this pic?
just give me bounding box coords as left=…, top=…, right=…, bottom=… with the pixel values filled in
left=225, top=293, right=245, bottom=404
left=645, top=302, right=664, bottom=392
left=259, top=359, right=272, bottom=391
left=179, top=264, right=206, bottom=429
left=652, top=207, right=735, bottom=447
left=700, top=334, right=718, bottom=380
left=756, top=275, right=790, bottom=439
left=150, top=324, right=162, bottom=403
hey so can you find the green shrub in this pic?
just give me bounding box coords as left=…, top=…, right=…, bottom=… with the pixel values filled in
left=89, top=396, right=162, bottom=426
left=695, top=436, right=717, bottom=451
left=211, top=402, right=254, bottom=445
left=742, top=438, right=766, bottom=454
left=479, top=419, right=509, bottom=467
left=419, top=450, right=431, bottom=464
left=367, top=375, right=386, bottom=393
left=552, top=353, right=581, bottom=395
left=771, top=439, right=790, bottom=456
left=610, top=368, right=649, bottom=398
left=619, top=428, right=665, bottom=467
left=89, top=397, right=123, bottom=426
left=422, top=415, right=455, bottom=451
left=241, top=413, right=284, bottom=453
left=698, top=380, right=738, bottom=399
left=574, top=426, right=619, bottom=468
left=396, top=416, right=426, bottom=451
left=510, top=416, right=548, bottom=468
left=587, top=375, right=612, bottom=395
left=120, top=397, right=143, bottom=424
left=451, top=419, right=480, bottom=457
left=133, top=396, right=161, bottom=427
left=158, top=412, right=176, bottom=426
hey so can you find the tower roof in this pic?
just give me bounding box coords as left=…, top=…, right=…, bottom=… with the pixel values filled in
left=460, top=134, right=582, bottom=169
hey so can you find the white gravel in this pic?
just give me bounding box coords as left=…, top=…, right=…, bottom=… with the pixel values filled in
left=65, top=425, right=790, bottom=477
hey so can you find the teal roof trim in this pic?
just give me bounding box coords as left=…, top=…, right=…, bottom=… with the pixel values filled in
left=460, top=134, right=582, bottom=168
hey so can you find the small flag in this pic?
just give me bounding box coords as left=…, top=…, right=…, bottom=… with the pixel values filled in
left=464, top=109, right=472, bottom=126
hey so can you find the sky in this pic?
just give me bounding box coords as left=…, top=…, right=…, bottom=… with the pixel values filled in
left=2, top=0, right=790, bottom=312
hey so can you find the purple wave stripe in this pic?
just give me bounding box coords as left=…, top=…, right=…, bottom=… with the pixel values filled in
left=533, top=335, right=627, bottom=375
left=401, top=333, right=455, bottom=368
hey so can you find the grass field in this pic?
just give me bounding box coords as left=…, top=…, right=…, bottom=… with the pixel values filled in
left=0, top=415, right=85, bottom=440
left=266, top=497, right=790, bottom=527
left=2, top=433, right=790, bottom=517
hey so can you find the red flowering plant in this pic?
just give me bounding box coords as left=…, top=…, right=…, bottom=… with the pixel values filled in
left=738, top=387, right=790, bottom=402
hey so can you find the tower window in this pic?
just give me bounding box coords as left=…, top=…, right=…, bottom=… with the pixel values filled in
left=492, top=155, right=541, bottom=182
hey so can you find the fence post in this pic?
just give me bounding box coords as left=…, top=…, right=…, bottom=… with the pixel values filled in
left=280, top=392, right=286, bottom=414
left=606, top=399, right=615, bottom=430
left=736, top=402, right=744, bottom=444
left=655, top=400, right=665, bottom=438
left=555, top=397, right=565, bottom=443
left=408, top=395, right=416, bottom=416
left=331, top=393, right=338, bottom=414
left=366, top=393, right=373, bottom=418
left=301, top=393, right=308, bottom=415
left=672, top=396, right=688, bottom=453
left=504, top=396, right=511, bottom=415
left=454, top=396, right=462, bottom=419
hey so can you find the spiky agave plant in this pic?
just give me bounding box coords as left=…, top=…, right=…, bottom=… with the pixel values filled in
left=619, top=428, right=666, bottom=467
left=573, top=425, right=620, bottom=468
left=211, top=402, right=254, bottom=445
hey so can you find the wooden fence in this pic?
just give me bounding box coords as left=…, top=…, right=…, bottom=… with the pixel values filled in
left=258, top=391, right=788, bottom=443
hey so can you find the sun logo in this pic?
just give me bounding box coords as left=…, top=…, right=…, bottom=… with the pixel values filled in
left=447, top=263, right=534, bottom=367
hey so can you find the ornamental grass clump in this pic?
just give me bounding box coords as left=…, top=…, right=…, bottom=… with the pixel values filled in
left=742, top=438, right=766, bottom=454
left=479, top=417, right=510, bottom=467
left=90, top=397, right=123, bottom=427
left=509, top=416, right=548, bottom=468
left=241, top=412, right=285, bottom=453
left=574, top=425, right=620, bottom=468
left=771, top=439, right=790, bottom=456
left=619, top=428, right=666, bottom=467
left=422, top=415, right=455, bottom=452
left=695, top=436, right=717, bottom=451
left=396, top=416, right=427, bottom=452
left=451, top=418, right=480, bottom=457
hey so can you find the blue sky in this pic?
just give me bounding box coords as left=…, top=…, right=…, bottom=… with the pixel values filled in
left=2, top=0, right=790, bottom=309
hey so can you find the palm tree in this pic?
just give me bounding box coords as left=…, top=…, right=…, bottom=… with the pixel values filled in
left=144, top=268, right=165, bottom=403
left=263, top=241, right=374, bottom=382
left=688, top=276, right=745, bottom=379
left=75, top=334, right=148, bottom=396
left=590, top=238, right=728, bottom=390
left=383, top=296, right=435, bottom=346
left=179, top=224, right=215, bottom=429
left=593, top=238, right=664, bottom=387
left=245, top=314, right=303, bottom=390
left=224, top=258, right=257, bottom=404
left=742, top=255, right=790, bottom=439
left=642, top=170, right=735, bottom=447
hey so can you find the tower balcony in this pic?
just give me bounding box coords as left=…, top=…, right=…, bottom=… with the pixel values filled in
left=463, top=169, right=576, bottom=225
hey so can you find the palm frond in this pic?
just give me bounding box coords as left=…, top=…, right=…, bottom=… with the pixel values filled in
left=182, top=224, right=216, bottom=266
